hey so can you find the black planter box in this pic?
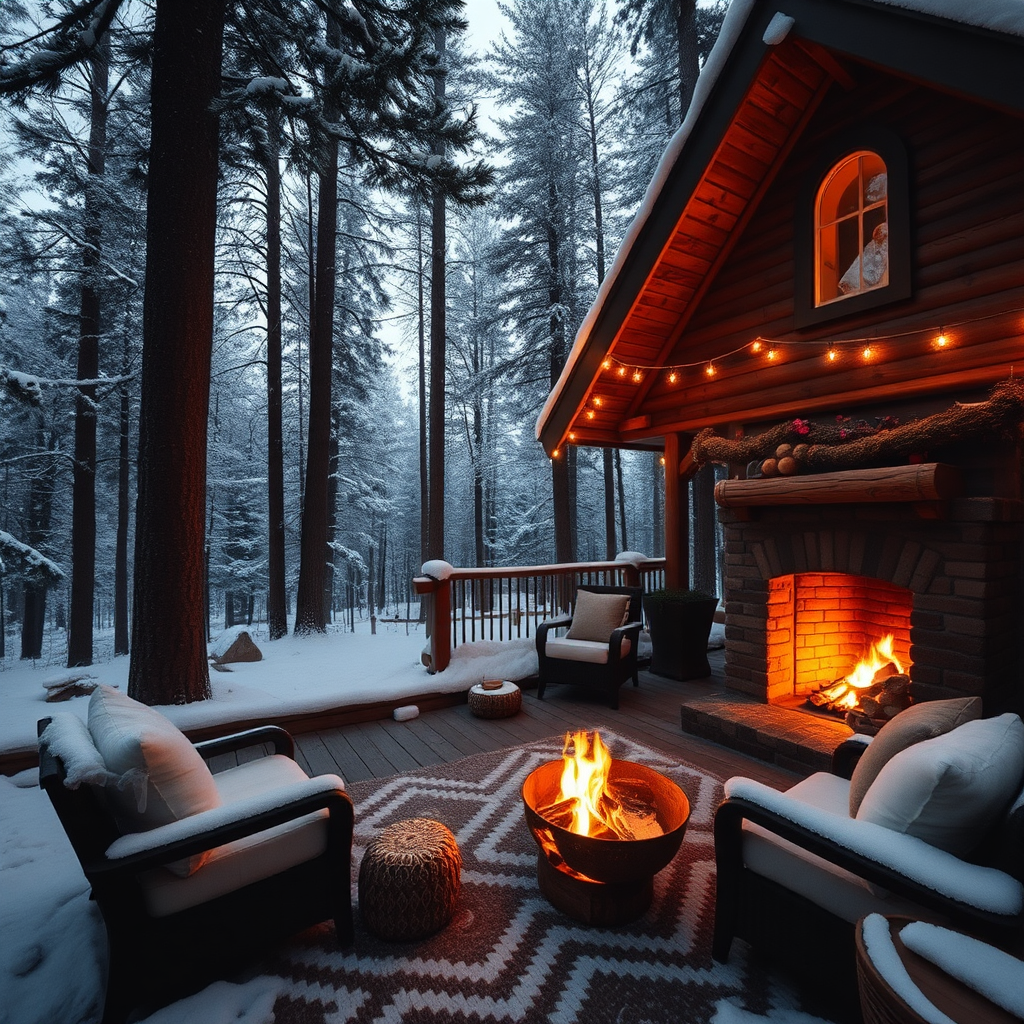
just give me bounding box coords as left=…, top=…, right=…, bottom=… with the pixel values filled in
left=647, top=596, right=718, bottom=681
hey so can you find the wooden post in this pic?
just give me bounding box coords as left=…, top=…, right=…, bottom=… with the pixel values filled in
left=663, top=433, right=690, bottom=589
left=413, top=575, right=451, bottom=673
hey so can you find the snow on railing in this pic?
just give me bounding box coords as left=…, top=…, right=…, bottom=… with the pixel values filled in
left=412, top=556, right=666, bottom=673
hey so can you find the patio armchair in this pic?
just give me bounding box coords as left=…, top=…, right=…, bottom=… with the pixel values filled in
left=712, top=699, right=1024, bottom=1014
left=38, top=685, right=354, bottom=1024
left=535, top=584, right=643, bottom=710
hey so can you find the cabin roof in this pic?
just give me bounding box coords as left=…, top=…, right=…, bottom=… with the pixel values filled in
left=535, top=0, right=1024, bottom=456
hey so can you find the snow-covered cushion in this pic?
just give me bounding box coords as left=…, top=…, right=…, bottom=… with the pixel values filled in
left=856, top=714, right=1024, bottom=856
left=40, top=713, right=120, bottom=790
left=565, top=590, right=629, bottom=642
left=545, top=636, right=632, bottom=664
left=88, top=684, right=221, bottom=876
left=740, top=774, right=938, bottom=924
left=849, top=696, right=982, bottom=815
left=135, top=755, right=333, bottom=917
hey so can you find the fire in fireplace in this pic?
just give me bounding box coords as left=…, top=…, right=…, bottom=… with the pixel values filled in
left=807, top=633, right=912, bottom=731
left=521, top=731, right=689, bottom=925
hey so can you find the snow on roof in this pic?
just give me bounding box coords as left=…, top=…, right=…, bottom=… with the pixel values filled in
left=535, top=0, right=1024, bottom=444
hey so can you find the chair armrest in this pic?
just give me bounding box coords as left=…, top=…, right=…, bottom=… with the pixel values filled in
left=193, top=725, right=295, bottom=761
left=717, top=777, right=1024, bottom=927
left=536, top=616, right=572, bottom=648
left=95, top=774, right=350, bottom=875
left=830, top=733, right=873, bottom=779
left=608, top=621, right=642, bottom=659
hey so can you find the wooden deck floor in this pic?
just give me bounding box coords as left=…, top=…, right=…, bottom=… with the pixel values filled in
left=265, top=667, right=802, bottom=792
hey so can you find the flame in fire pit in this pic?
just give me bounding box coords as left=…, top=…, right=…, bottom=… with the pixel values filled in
left=558, top=730, right=632, bottom=839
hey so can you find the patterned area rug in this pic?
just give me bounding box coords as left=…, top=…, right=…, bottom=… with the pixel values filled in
left=255, top=731, right=837, bottom=1024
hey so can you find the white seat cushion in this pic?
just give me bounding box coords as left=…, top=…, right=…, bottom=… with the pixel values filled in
left=741, top=772, right=937, bottom=924
left=545, top=636, right=632, bottom=665
left=139, top=754, right=331, bottom=917
left=88, top=684, right=222, bottom=876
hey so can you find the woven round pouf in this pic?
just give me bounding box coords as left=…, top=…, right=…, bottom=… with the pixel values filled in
left=358, top=818, right=462, bottom=941
left=468, top=680, right=522, bottom=718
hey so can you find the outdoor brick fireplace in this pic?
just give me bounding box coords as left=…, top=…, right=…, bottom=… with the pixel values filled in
left=765, top=572, right=912, bottom=706
left=719, top=482, right=1024, bottom=717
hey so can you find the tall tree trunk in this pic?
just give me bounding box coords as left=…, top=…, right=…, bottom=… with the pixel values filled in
left=128, top=0, right=224, bottom=704
left=68, top=42, right=108, bottom=668
left=676, top=0, right=700, bottom=118
left=323, top=403, right=341, bottom=620
left=265, top=106, right=288, bottom=640
left=427, top=27, right=447, bottom=561
left=21, top=423, right=56, bottom=660
left=547, top=176, right=574, bottom=564
left=615, top=448, right=628, bottom=552
left=603, top=449, right=615, bottom=558
left=113, top=330, right=130, bottom=655
left=294, top=8, right=341, bottom=634
left=417, top=208, right=428, bottom=575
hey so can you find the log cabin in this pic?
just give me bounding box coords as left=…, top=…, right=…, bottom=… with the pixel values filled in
left=536, top=0, right=1024, bottom=720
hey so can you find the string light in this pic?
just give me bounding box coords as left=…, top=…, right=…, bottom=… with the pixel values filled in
left=565, top=307, right=1020, bottom=443
left=568, top=432, right=576, bottom=441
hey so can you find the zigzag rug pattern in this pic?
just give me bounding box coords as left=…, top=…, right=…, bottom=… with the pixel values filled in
left=256, top=731, right=835, bottom=1024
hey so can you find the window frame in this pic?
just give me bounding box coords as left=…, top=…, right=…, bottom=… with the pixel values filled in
left=794, top=127, right=911, bottom=329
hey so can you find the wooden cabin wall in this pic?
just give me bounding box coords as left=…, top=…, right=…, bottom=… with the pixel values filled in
left=644, top=66, right=1024, bottom=439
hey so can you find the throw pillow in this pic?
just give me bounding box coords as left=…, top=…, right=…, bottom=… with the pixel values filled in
left=856, top=713, right=1024, bottom=856
left=565, top=590, right=630, bottom=643
left=848, top=696, right=982, bottom=815
left=88, top=684, right=221, bottom=876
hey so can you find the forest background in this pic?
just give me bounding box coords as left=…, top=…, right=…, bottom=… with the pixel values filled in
left=0, top=0, right=727, bottom=703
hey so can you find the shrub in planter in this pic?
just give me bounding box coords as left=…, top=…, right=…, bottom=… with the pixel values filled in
left=645, top=588, right=719, bottom=681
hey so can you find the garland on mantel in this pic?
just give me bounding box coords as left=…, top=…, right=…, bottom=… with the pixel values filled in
left=692, top=377, right=1024, bottom=476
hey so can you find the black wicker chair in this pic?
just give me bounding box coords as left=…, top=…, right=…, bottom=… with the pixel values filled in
left=38, top=718, right=354, bottom=1024
left=712, top=735, right=1024, bottom=1017
left=535, top=584, right=643, bottom=710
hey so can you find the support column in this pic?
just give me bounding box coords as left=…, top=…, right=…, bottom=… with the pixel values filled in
left=663, top=433, right=690, bottom=589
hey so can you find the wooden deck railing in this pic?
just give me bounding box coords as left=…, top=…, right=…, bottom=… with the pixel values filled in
left=412, top=557, right=666, bottom=673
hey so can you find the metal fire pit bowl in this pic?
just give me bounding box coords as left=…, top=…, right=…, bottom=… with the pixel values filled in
left=521, top=759, right=690, bottom=885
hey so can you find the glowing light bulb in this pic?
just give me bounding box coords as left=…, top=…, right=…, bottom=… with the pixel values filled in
left=827, top=345, right=838, bottom=363
left=766, top=348, right=777, bottom=361
left=862, top=345, right=874, bottom=361
left=667, top=371, right=678, bottom=385
left=617, top=365, right=627, bottom=377
left=552, top=448, right=560, bottom=458
left=705, top=362, right=717, bottom=377
left=751, top=340, right=763, bottom=354
left=936, top=331, right=948, bottom=348
left=586, top=409, right=595, bottom=420
left=659, top=456, right=666, bottom=465
left=568, top=432, right=576, bottom=441
left=632, top=370, right=643, bottom=383
left=593, top=395, right=602, bottom=406
left=602, top=359, right=611, bottom=370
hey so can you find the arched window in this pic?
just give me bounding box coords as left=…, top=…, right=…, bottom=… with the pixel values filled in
left=815, top=151, right=888, bottom=307
left=794, top=128, right=908, bottom=329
